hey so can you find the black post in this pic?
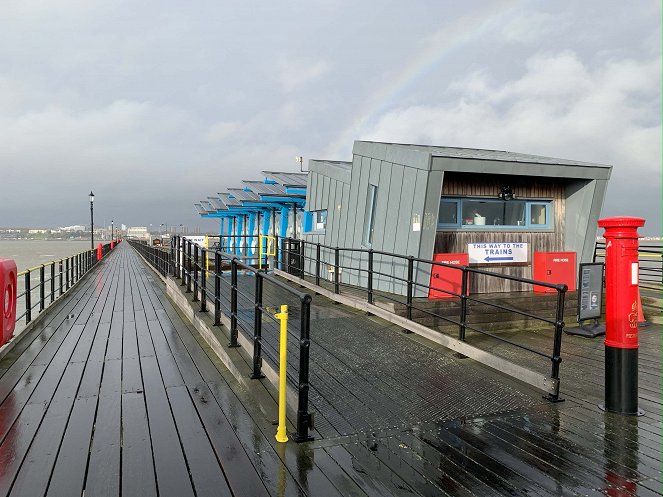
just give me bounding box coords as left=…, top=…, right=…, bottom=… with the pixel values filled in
left=192, top=244, right=199, bottom=302
left=214, top=251, right=221, bottom=326
left=315, top=243, right=320, bottom=286
left=181, top=239, right=186, bottom=286
left=65, top=258, right=70, bottom=290
left=299, top=240, right=305, bottom=279
left=367, top=249, right=374, bottom=305
left=50, top=262, right=55, bottom=303
left=200, top=248, right=207, bottom=312
left=250, top=275, right=265, bottom=379
left=229, top=259, right=240, bottom=347
left=406, top=256, right=414, bottom=320
left=458, top=268, right=469, bottom=341
left=59, top=260, right=63, bottom=296
left=295, top=295, right=314, bottom=442
left=547, top=286, right=566, bottom=402
left=186, top=240, right=192, bottom=293
left=39, top=265, right=45, bottom=312
left=25, top=271, right=31, bottom=324
left=334, top=248, right=340, bottom=294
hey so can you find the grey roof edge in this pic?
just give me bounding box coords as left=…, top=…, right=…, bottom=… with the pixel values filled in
left=261, top=171, right=308, bottom=187
left=352, top=141, right=433, bottom=170
left=354, top=140, right=611, bottom=170
left=310, top=160, right=353, bottom=184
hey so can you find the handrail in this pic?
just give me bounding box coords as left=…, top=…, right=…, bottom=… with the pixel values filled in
left=274, top=235, right=567, bottom=401
left=132, top=236, right=315, bottom=442
left=14, top=242, right=116, bottom=332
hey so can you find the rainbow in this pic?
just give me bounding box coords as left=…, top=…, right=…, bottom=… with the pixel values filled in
left=324, top=0, right=521, bottom=158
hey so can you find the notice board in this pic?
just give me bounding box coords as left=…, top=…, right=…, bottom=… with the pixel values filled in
left=577, top=263, right=604, bottom=321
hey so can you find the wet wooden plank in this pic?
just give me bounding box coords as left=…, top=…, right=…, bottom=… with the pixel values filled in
left=84, top=359, right=122, bottom=497
left=121, top=392, right=157, bottom=497
left=8, top=363, right=86, bottom=497
left=140, top=355, right=195, bottom=497
left=0, top=403, right=47, bottom=496
left=166, top=386, right=232, bottom=497
left=45, top=396, right=97, bottom=497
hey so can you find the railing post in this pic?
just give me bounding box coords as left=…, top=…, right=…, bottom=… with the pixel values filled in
left=229, top=258, right=240, bottom=347
left=250, top=274, right=265, bottom=379
left=50, top=262, right=55, bottom=303
left=406, top=256, right=414, bottom=320
left=39, top=265, right=45, bottom=312
left=181, top=239, right=186, bottom=286
left=458, top=268, right=469, bottom=342
left=200, top=248, right=207, bottom=312
left=25, top=271, right=31, bottom=324
left=186, top=240, right=192, bottom=293
left=295, top=294, right=314, bottom=442
left=193, top=244, right=199, bottom=302
left=367, top=249, right=374, bottom=305
left=275, top=236, right=280, bottom=270
left=214, top=251, right=221, bottom=326
left=59, top=260, right=63, bottom=296
left=315, top=243, right=321, bottom=286
left=299, top=240, right=305, bottom=279
left=334, top=248, right=340, bottom=294
left=65, top=258, right=70, bottom=290
left=547, top=285, right=566, bottom=402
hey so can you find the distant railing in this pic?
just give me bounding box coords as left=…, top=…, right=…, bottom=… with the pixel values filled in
left=127, top=239, right=171, bottom=277
left=170, top=235, right=314, bottom=442
left=16, top=242, right=114, bottom=330
left=594, top=241, right=662, bottom=290
left=273, top=236, right=567, bottom=402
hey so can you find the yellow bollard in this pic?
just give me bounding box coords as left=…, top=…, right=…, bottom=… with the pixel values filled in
left=275, top=304, right=289, bottom=443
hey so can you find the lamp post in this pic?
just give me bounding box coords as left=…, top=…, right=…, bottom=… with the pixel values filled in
left=89, top=191, right=95, bottom=250
left=111, top=220, right=114, bottom=242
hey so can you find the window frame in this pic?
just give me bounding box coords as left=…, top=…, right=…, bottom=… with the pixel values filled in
left=362, top=184, right=378, bottom=247
left=303, top=209, right=327, bottom=234
left=438, top=197, right=553, bottom=231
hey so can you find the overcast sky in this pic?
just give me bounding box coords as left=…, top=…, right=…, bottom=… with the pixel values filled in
left=1, top=0, right=660, bottom=234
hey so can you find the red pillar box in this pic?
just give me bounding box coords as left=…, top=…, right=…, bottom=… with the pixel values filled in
left=110, top=240, right=114, bottom=249
left=97, top=243, right=103, bottom=261
left=0, top=259, right=17, bottom=346
left=428, top=253, right=469, bottom=299
left=598, top=216, right=645, bottom=416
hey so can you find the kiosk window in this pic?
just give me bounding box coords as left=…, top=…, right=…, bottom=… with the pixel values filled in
left=363, top=185, right=378, bottom=246
left=438, top=197, right=552, bottom=230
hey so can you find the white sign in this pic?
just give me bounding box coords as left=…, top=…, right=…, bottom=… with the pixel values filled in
left=468, top=242, right=528, bottom=264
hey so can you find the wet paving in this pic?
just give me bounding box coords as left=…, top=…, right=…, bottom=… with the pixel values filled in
left=0, top=243, right=659, bottom=496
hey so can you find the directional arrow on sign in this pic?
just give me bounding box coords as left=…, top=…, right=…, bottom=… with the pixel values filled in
left=484, top=256, right=514, bottom=262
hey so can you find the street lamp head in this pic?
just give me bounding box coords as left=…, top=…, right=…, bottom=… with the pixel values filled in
left=89, top=191, right=95, bottom=203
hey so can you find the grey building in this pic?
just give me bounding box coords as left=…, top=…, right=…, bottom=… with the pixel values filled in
left=303, top=141, right=612, bottom=295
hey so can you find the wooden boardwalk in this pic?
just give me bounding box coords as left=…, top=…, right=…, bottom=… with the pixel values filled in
left=0, top=242, right=660, bottom=496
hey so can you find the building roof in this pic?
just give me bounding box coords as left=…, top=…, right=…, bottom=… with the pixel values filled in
left=226, top=188, right=260, bottom=202
left=194, top=203, right=207, bottom=214
left=241, top=181, right=287, bottom=196
left=206, top=197, right=227, bottom=211
left=216, top=193, right=242, bottom=207
left=262, top=171, right=308, bottom=188
left=355, top=141, right=611, bottom=169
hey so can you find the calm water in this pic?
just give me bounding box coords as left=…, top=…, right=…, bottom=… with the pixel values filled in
left=0, top=240, right=93, bottom=273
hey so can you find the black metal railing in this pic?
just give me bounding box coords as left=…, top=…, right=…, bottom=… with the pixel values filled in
left=594, top=241, right=662, bottom=290
left=127, top=239, right=171, bottom=277
left=168, top=235, right=314, bottom=442
left=276, top=236, right=567, bottom=402
left=15, top=242, right=115, bottom=331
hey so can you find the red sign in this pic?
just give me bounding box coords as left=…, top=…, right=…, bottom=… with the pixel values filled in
left=428, top=253, right=469, bottom=299
left=533, top=252, right=577, bottom=293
